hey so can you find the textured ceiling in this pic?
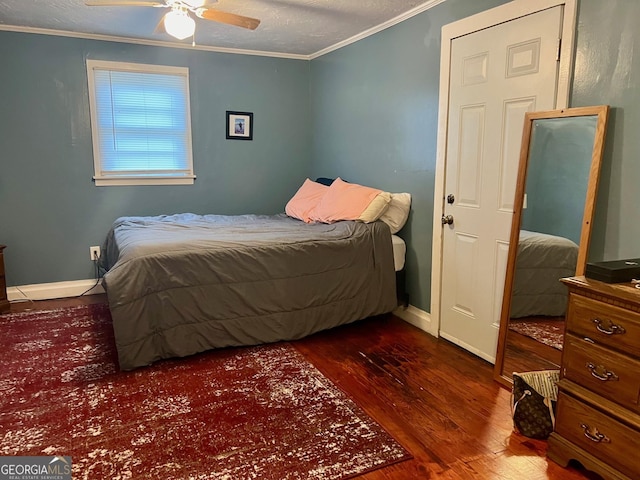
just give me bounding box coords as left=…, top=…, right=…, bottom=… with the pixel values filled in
left=0, top=0, right=443, bottom=58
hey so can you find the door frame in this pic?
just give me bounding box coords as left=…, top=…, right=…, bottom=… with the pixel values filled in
left=429, top=0, right=577, bottom=340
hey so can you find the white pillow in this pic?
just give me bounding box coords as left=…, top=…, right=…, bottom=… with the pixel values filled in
left=379, top=193, right=411, bottom=234
left=358, top=191, right=391, bottom=223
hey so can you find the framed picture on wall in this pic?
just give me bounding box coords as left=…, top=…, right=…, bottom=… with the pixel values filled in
left=226, top=111, right=253, bottom=140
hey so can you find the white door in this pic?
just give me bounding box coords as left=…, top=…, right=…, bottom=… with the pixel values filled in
left=439, top=6, right=564, bottom=362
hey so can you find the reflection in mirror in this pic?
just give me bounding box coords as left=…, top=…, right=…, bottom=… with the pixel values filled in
left=493, top=106, right=609, bottom=388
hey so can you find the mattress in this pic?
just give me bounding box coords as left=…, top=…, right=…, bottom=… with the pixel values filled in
left=391, top=234, right=406, bottom=271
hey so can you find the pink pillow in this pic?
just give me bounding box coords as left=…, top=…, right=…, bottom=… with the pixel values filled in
left=285, top=179, right=328, bottom=223
left=310, top=177, right=382, bottom=223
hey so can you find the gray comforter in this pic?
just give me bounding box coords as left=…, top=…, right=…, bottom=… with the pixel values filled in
left=102, top=213, right=396, bottom=370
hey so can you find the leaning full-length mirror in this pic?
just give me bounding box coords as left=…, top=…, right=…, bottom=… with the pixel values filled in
left=494, top=106, right=609, bottom=387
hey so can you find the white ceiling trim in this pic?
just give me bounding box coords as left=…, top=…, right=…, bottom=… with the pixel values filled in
left=0, top=0, right=447, bottom=61
left=0, top=24, right=310, bottom=60
left=309, top=0, right=448, bottom=59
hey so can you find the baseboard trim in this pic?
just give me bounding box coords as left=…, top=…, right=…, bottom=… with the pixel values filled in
left=393, top=304, right=437, bottom=337
left=7, top=279, right=104, bottom=302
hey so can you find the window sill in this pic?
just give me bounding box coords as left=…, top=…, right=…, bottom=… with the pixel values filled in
left=93, top=176, right=196, bottom=186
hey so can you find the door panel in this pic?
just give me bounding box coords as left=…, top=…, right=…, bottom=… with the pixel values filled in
left=499, top=98, right=537, bottom=211
left=458, top=105, right=485, bottom=207
left=452, top=232, right=478, bottom=317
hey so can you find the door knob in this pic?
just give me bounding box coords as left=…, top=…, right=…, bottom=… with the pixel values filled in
left=442, top=215, right=454, bottom=225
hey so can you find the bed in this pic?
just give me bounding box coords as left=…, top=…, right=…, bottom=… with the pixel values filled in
left=510, top=230, right=579, bottom=318
left=101, top=213, right=399, bottom=370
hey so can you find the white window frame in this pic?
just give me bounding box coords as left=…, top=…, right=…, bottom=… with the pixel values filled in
left=86, top=59, right=195, bottom=186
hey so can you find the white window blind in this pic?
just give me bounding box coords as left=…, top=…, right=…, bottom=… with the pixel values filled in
left=87, top=60, right=195, bottom=186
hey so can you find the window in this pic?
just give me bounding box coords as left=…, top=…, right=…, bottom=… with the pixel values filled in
left=86, top=60, right=195, bottom=186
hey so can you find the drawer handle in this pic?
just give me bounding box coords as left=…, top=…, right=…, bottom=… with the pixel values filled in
left=586, top=362, right=619, bottom=382
left=592, top=318, right=626, bottom=336
left=580, top=423, right=611, bottom=443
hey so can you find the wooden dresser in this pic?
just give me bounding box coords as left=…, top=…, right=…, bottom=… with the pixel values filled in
left=547, top=276, right=640, bottom=480
left=0, top=245, right=9, bottom=313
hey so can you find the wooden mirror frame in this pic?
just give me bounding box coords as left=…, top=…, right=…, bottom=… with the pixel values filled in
left=493, top=105, right=609, bottom=388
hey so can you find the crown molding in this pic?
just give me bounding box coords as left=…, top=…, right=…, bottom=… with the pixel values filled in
left=0, top=24, right=311, bottom=60
left=309, top=0, right=448, bottom=59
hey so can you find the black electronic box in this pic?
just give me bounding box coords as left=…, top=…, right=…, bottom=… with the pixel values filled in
left=585, top=258, right=640, bottom=283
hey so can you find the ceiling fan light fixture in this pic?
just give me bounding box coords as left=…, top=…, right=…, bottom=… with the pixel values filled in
left=164, top=9, right=195, bottom=40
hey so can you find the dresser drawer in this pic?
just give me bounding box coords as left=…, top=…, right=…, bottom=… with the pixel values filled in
left=566, top=293, right=640, bottom=355
left=564, top=334, right=640, bottom=412
left=555, top=392, right=640, bottom=479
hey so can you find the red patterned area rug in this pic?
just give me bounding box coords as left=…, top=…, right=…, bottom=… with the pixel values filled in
left=0, top=304, right=410, bottom=479
left=509, top=317, right=565, bottom=351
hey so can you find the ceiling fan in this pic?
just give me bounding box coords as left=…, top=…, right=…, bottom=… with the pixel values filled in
left=85, top=0, right=261, bottom=40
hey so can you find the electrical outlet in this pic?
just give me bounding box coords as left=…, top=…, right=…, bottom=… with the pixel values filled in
left=90, top=246, right=101, bottom=261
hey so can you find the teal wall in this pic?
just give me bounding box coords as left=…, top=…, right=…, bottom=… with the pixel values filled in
left=2, top=0, right=639, bottom=314
left=521, top=116, right=598, bottom=245
left=0, top=32, right=311, bottom=286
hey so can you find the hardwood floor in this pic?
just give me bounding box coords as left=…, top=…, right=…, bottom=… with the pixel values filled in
left=4, top=296, right=601, bottom=479
left=294, top=314, right=602, bottom=480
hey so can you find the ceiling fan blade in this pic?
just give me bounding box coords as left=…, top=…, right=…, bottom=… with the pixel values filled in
left=182, top=0, right=218, bottom=6
left=153, top=12, right=168, bottom=34
left=85, top=0, right=165, bottom=6
left=196, top=8, right=260, bottom=30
